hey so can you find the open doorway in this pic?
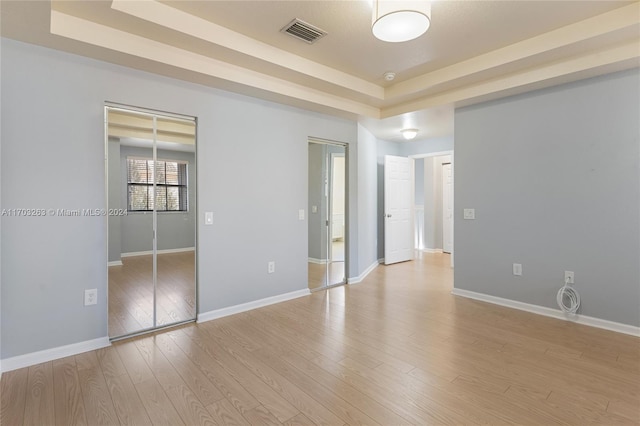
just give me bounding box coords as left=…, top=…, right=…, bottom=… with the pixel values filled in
left=308, top=140, right=347, bottom=291
left=411, top=151, right=454, bottom=266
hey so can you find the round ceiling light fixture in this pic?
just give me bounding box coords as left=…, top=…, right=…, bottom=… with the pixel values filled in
left=401, top=128, right=419, bottom=140
left=372, top=0, right=431, bottom=43
left=383, top=71, right=396, bottom=81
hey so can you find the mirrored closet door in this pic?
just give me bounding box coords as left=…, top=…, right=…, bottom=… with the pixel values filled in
left=106, top=105, right=197, bottom=340
left=308, top=140, right=347, bottom=290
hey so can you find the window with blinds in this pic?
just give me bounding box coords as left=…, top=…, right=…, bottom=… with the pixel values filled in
left=127, top=158, right=188, bottom=212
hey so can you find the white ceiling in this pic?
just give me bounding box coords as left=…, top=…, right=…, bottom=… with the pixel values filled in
left=1, top=0, right=638, bottom=142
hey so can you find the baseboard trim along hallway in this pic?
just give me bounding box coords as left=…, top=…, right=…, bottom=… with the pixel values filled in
left=452, top=288, right=640, bottom=337
left=1, top=336, right=111, bottom=373
left=197, top=288, right=311, bottom=323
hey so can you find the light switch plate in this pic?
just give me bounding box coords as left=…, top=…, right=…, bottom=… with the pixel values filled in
left=463, top=208, right=475, bottom=220
left=299, top=209, right=305, bottom=220
left=513, top=263, right=522, bottom=276
left=84, top=289, right=97, bottom=306
left=205, top=212, right=213, bottom=225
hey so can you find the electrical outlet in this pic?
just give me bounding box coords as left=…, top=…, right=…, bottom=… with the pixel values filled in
left=564, top=271, right=575, bottom=284
left=84, top=289, right=97, bottom=306
left=513, top=263, right=522, bottom=276
left=268, top=261, right=275, bottom=274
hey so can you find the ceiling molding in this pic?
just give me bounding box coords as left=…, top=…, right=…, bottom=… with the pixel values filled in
left=110, top=0, right=384, bottom=100
left=381, top=40, right=640, bottom=118
left=33, top=1, right=640, bottom=123
left=50, top=10, right=381, bottom=119
left=385, top=3, right=640, bottom=102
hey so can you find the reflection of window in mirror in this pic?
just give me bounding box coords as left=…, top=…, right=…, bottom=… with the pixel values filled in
left=126, top=157, right=188, bottom=212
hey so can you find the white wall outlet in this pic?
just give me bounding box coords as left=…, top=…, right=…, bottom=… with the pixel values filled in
left=513, top=263, right=522, bottom=276
left=298, top=209, right=305, bottom=220
left=84, top=289, right=97, bottom=306
left=564, top=271, right=575, bottom=284
left=463, top=208, right=475, bottom=220
left=312, top=205, right=318, bottom=213
left=268, top=261, right=275, bottom=274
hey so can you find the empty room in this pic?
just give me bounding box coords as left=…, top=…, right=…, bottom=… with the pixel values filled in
left=1, top=1, right=639, bottom=425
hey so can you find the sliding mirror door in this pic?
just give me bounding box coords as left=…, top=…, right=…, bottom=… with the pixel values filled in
left=106, top=106, right=196, bottom=340
left=308, top=140, right=347, bottom=290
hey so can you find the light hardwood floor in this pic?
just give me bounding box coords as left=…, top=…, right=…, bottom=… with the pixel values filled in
left=3, top=253, right=639, bottom=425
left=108, top=251, right=196, bottom=338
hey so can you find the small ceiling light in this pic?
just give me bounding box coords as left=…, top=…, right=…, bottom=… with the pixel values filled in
left=372, top=0, right=431, bottom=43
left=383, top=71, right=396, bottom=81
left=401, top=128, right=418, bottom=140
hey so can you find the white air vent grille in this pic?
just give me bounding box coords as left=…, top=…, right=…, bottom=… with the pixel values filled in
left=281, top=19, right=327, bottom=44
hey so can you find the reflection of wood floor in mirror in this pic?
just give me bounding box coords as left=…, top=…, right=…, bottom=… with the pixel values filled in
left=308, top=240, right=345, bottom=290
left=308, top=262, right=345, bottom=290
left=108, top=251, right=196, bottom=338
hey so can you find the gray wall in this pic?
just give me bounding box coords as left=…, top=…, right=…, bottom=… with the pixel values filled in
left=356, top=124, right=379, bottom=273
left=414, top=158, right=424, bottom=206
left=454, top=69, right=640, bottom=326
left=307, top=142, right=326, bottom=261
left=117, top=146, right=196, bottom=255
left=1, top=38, right=360, bottom=359
left=400, top=136, right=453, bottom=157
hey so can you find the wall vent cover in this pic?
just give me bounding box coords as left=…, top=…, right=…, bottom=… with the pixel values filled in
left=280, top=18, right=327, bottom=44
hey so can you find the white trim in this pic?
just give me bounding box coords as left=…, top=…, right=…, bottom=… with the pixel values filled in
left=307, top=257, right=327, bottom=264
left=197, top=289, right=311, bottom=323
left=121, top=247, right=195, bottom=257
left=348, top=259, right=380, bottom=284
left=409, top=150, right=454, bottom=160
left=451, top=288, right=640, bottom=337
left=421, top=248, right=443, bottom=254
left=108, top=260, right=123, bottom=266
left=1, top=337, right=111, bottom=373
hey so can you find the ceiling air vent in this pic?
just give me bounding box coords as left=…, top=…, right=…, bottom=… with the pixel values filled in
left=280, top=18, right=327, bottom=44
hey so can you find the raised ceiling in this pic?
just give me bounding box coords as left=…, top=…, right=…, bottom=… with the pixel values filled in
left=1, top=0, right=639, bottom=141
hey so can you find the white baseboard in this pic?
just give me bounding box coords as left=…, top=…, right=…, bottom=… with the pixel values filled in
left=1, top=336, right=111, bottom=373
left=121, top=247, right=195, bottom=257
left=197, top=289, right=311, bottom=323
left=108, top=260, right=123, bottom=266
left=308, top=257, right=327, bottom=264
left=421, top=248, right=443, bottom=254
left=451, top=288, right=640, bottom=337
left=348, top=260, right=380, bottom=284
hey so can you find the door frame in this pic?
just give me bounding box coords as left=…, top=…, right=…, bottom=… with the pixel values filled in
left=308, top=137, right=349, bottom=290
left=104, top=102, right=198, bottom=341
left=409, top=150, right=454, bottom=267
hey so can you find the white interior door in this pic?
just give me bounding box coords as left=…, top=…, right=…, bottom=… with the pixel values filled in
left=384, top=155, right=414, bottom=265
left=442, top=163, right=453, bottom=254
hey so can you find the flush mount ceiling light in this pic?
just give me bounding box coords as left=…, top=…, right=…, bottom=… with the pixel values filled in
left=401, top=128, right=418, bottom=140
left=372, top=0, right=431, bottom=42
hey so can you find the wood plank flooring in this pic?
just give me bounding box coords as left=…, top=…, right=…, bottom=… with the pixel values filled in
left=108, top=251, right=196, bottom=338
left=3, top=253, right=639, bottom=425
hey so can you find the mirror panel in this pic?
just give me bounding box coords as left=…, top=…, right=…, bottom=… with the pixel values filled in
left=107, top=107, right=196, bottom=340
left=308, top=141, right=346, bottom=290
